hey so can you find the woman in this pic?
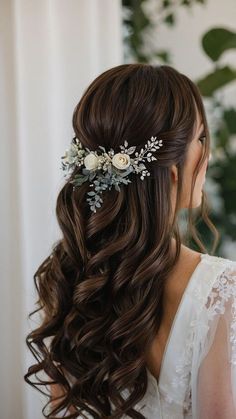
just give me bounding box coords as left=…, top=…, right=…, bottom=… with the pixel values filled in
left=24, top=64, right=236, bottom=418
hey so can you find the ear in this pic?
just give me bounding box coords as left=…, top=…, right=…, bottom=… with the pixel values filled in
left=171, top=164, right=178, bottom=183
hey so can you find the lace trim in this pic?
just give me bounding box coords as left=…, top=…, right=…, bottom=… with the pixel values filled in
left=231, top=297, right=236, bottom=365
left=206, top=264, right=236, bottom=365
left=166, top=319, right=197, bottom=411
left=162, top=260, right=236, bottom=411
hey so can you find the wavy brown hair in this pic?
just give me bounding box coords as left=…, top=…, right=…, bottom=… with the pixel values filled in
left=24, top=63, right=219, bottom=418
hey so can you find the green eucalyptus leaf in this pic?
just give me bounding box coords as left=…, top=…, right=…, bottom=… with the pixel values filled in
left=164, top=13, right=175, bottom=26
left=89, top=172, right=97, bottom=180
left=155, top=50, right=171, bottom=64
left=133, top=2, right=150, bottom=31
left=162, top=0, right=171, bottom=7
left=122, top=178, right=131, bottom=185
left=82, top=168, right=91, bottom=175
left=214, top=155, right=236, bottom=215
left=181, top=0, right=191, bottom=6
left=72, top=175, right=88, bottom=187
left=215, top=123, right=230, bottom=149
left=196, top=66, right=236, bottom=97
left=107, top=165, right=113, bottom=174
left=223, top=108, right=236, bottom=134
left=202, top=27, right=236, bottom=62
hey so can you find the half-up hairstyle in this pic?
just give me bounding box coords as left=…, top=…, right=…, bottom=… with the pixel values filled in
left=24, top=63, right=219, bottom=418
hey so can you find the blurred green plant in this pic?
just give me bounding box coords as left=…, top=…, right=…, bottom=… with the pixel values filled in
left=122, top=1, right=236, bottom=257
left=195, top=27, right=236, bottom=255
left=122, top=0, right=207, bottom=63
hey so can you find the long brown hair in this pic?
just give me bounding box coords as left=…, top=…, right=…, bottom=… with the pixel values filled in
left=24, top=63, right=219, bottom=418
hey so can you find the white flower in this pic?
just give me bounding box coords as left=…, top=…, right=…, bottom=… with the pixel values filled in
left=84, top=153, right=99, bottom=170
left=112, top=153, right=130, bottom=170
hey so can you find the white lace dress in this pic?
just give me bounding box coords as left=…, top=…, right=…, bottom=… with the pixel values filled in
left=120, top=253, right=236, bottom=418
left=58, top=253, right=236, bottom=418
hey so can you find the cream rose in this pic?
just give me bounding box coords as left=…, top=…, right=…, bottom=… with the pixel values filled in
left=84, top=153, right=99, bottom=170
left=112, top=153, right=130, bottom=170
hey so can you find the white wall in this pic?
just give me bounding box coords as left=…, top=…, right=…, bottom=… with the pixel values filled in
left=0, top=1, right=122, bottom=418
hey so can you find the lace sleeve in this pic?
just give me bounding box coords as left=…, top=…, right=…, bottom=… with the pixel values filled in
left=192, top=263, right=236, bottom=419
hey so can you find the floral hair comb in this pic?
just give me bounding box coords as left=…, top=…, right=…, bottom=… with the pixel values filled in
left=61, top=135, right=163, bottom=213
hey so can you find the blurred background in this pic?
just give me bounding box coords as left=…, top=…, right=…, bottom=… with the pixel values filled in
left=0, top=1, right=235, bottom=418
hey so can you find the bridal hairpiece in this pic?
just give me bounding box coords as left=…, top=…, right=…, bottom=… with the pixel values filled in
left=61, top=135, right=163, bottom=213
